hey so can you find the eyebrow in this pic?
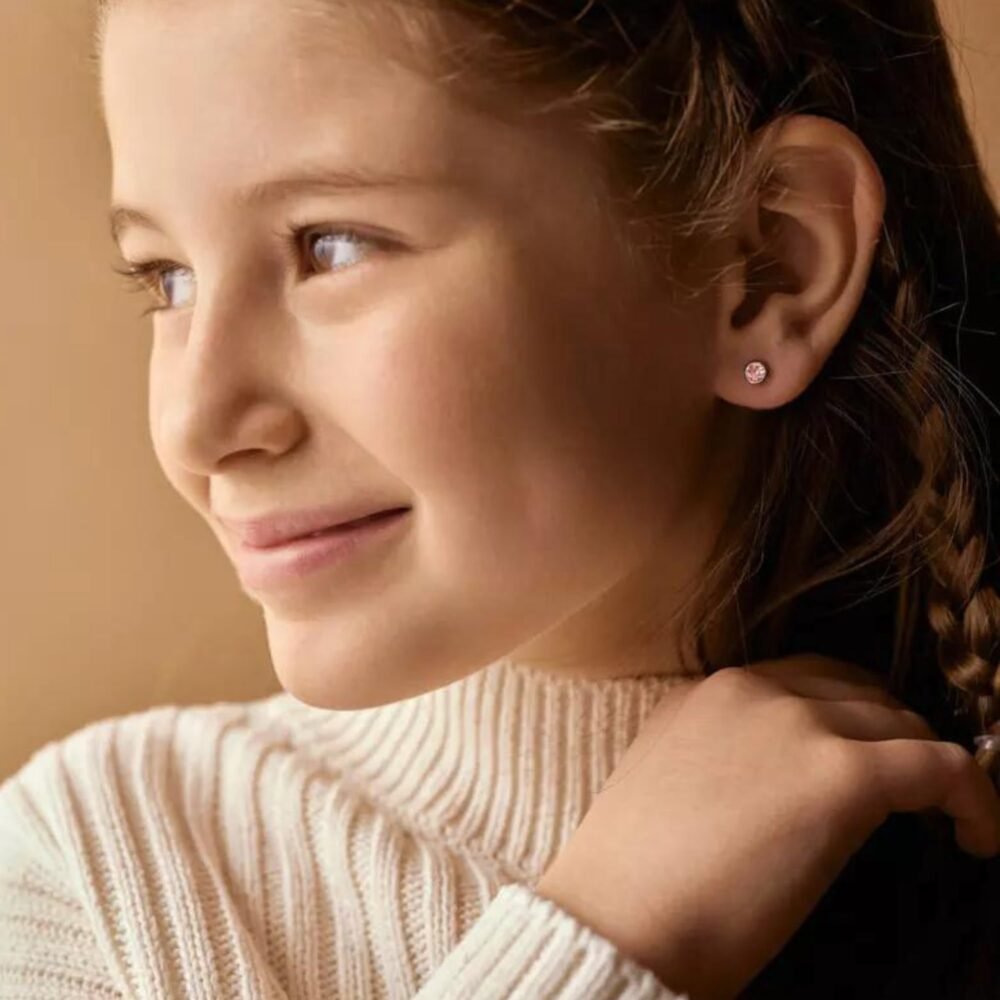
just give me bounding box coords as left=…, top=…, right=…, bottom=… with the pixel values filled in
left=109, top=162, right=446, bottom=249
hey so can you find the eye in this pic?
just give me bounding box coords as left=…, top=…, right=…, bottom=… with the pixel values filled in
left=282, top=224, right=392, bottom=286
left=112, top=225, right=387, bottom=316
left=112, top=260, right=196, bottom=316
left=296, top=227, right=377, bottom=276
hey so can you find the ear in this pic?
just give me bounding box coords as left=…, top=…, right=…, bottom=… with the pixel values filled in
left=712, top=114, right=886, bottom=410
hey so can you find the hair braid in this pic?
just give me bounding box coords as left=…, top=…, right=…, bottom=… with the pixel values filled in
left=916, top=390, right=1000, bottom=779
left=869, top=234, right=1000, bottom=784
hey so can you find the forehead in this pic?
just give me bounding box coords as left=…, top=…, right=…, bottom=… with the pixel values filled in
left=100, top=0, right=494, bottom=216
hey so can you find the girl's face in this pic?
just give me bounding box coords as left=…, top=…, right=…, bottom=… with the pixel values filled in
left=101, top=0, right=744, bottom=706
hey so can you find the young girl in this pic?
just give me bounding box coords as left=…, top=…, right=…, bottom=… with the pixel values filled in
left=3, top=0, right=1000, bottom=997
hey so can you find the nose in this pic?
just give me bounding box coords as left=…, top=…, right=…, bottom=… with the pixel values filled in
left=151, top=282, right=305, bottom=476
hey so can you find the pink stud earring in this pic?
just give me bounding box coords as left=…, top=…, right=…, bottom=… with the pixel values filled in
left=744, top=360, right=769, bottom=385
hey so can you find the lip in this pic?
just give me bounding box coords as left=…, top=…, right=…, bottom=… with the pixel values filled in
left=218, top=503, right=412, bottom=549
left=230, top=507, right=411, bottom=591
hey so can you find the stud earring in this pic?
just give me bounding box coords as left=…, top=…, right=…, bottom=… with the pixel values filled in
left=744, top=360, right=769, bottom=385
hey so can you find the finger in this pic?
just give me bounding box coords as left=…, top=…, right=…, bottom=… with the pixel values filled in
left=863, top=738, right=1000, bottom=858
left=750, top=655, right=904, bottom=709
left=752, top=652, right=884, bottom=687
left=807, top=697, right=940, bottom=743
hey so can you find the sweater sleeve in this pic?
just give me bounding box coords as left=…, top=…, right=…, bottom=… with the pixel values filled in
left=413, top=881, right=690, bottom=1000
left=0, top=715, right=290, bottom=1000
left=0, top=756, right=125, bottom=1000
left=1, top=709, right=691, bottom=1000
left=0, top=782, right=685, bottom=1000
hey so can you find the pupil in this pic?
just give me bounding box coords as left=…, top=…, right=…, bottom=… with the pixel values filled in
left=313, top=233, right=360, bottom=271
left=163, top=268, right=194, bottom=308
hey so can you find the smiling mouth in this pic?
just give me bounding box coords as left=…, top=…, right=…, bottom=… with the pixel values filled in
left=296, top=509, right=404, bottom=540
left=228, top=507, right=412, bottom=590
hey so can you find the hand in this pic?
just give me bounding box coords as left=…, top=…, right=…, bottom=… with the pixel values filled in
left=534, top=654, right=1000, bottom=1000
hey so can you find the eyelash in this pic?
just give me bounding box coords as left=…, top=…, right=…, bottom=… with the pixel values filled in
left=112, top=224, right=387, bottom=317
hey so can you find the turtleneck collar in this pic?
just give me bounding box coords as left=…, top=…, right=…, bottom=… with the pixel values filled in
left=253, top=656, right=692, bottom=882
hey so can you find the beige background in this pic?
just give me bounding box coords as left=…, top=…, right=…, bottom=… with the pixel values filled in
left=1, top=1, right=998, bottom=782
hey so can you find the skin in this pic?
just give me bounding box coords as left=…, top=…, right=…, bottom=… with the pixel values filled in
left=99, top=0, right=885, bottom=710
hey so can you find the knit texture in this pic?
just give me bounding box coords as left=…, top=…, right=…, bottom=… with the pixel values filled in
left=0, top=656, right=692, bottom=1000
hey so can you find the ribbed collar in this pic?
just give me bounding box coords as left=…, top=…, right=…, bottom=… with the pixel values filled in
left=254, top=656, right=690, bottom=882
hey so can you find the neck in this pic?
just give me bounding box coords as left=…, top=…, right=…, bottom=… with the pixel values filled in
left=260, top=654, right=693, bottom=880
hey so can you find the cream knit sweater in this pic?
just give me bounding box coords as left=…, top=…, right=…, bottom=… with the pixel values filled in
left=0, top=656, right=693, bottom=1000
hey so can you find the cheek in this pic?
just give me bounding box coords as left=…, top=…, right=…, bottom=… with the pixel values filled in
left=325, top=256, right=694, bottom=595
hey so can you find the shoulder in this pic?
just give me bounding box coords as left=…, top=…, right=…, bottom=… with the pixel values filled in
left=0, top=692, right=339, bottom=964
left=0, top=693, right=483, bottom=1000
left=0, top=692, right=306, bottom=861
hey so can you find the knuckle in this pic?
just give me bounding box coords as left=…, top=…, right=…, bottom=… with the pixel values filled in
left=779, top=693, right=823, bottom=728
left=818, top=735, right=866, bottom=787
left=817, top=738, right=886, bottom=829
left=939, top=740, right=973, bottom=772
left=899, top=707, right=938, bottom=739
left=711, top=664, right=752, bottom=687
left=862, top=684, right=902, bottom=708
left=706, top=665, right=758, bottom=700
left=857, top=748, right=898, bottom=818
left=799, top=652, right=881, bottom=685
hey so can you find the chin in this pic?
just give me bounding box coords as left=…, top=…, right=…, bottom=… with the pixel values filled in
left=261, top=618, right=441, bottom=711
left=269, top=649, right=393, bottom=712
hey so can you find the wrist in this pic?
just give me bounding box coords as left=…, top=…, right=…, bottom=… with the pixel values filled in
left=534, top=863, right=690, bottom=993
left=534, top=862, right=736, bottom=1000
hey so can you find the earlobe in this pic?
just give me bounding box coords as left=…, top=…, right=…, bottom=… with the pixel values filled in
left=712, top=114, right=886, bottom=411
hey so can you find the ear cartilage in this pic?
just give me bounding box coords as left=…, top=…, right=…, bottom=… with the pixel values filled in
left=744, top=360, right=770, bottom=385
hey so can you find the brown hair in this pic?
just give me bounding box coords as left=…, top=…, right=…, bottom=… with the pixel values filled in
left=94, top=0, right=1000, bottom=994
